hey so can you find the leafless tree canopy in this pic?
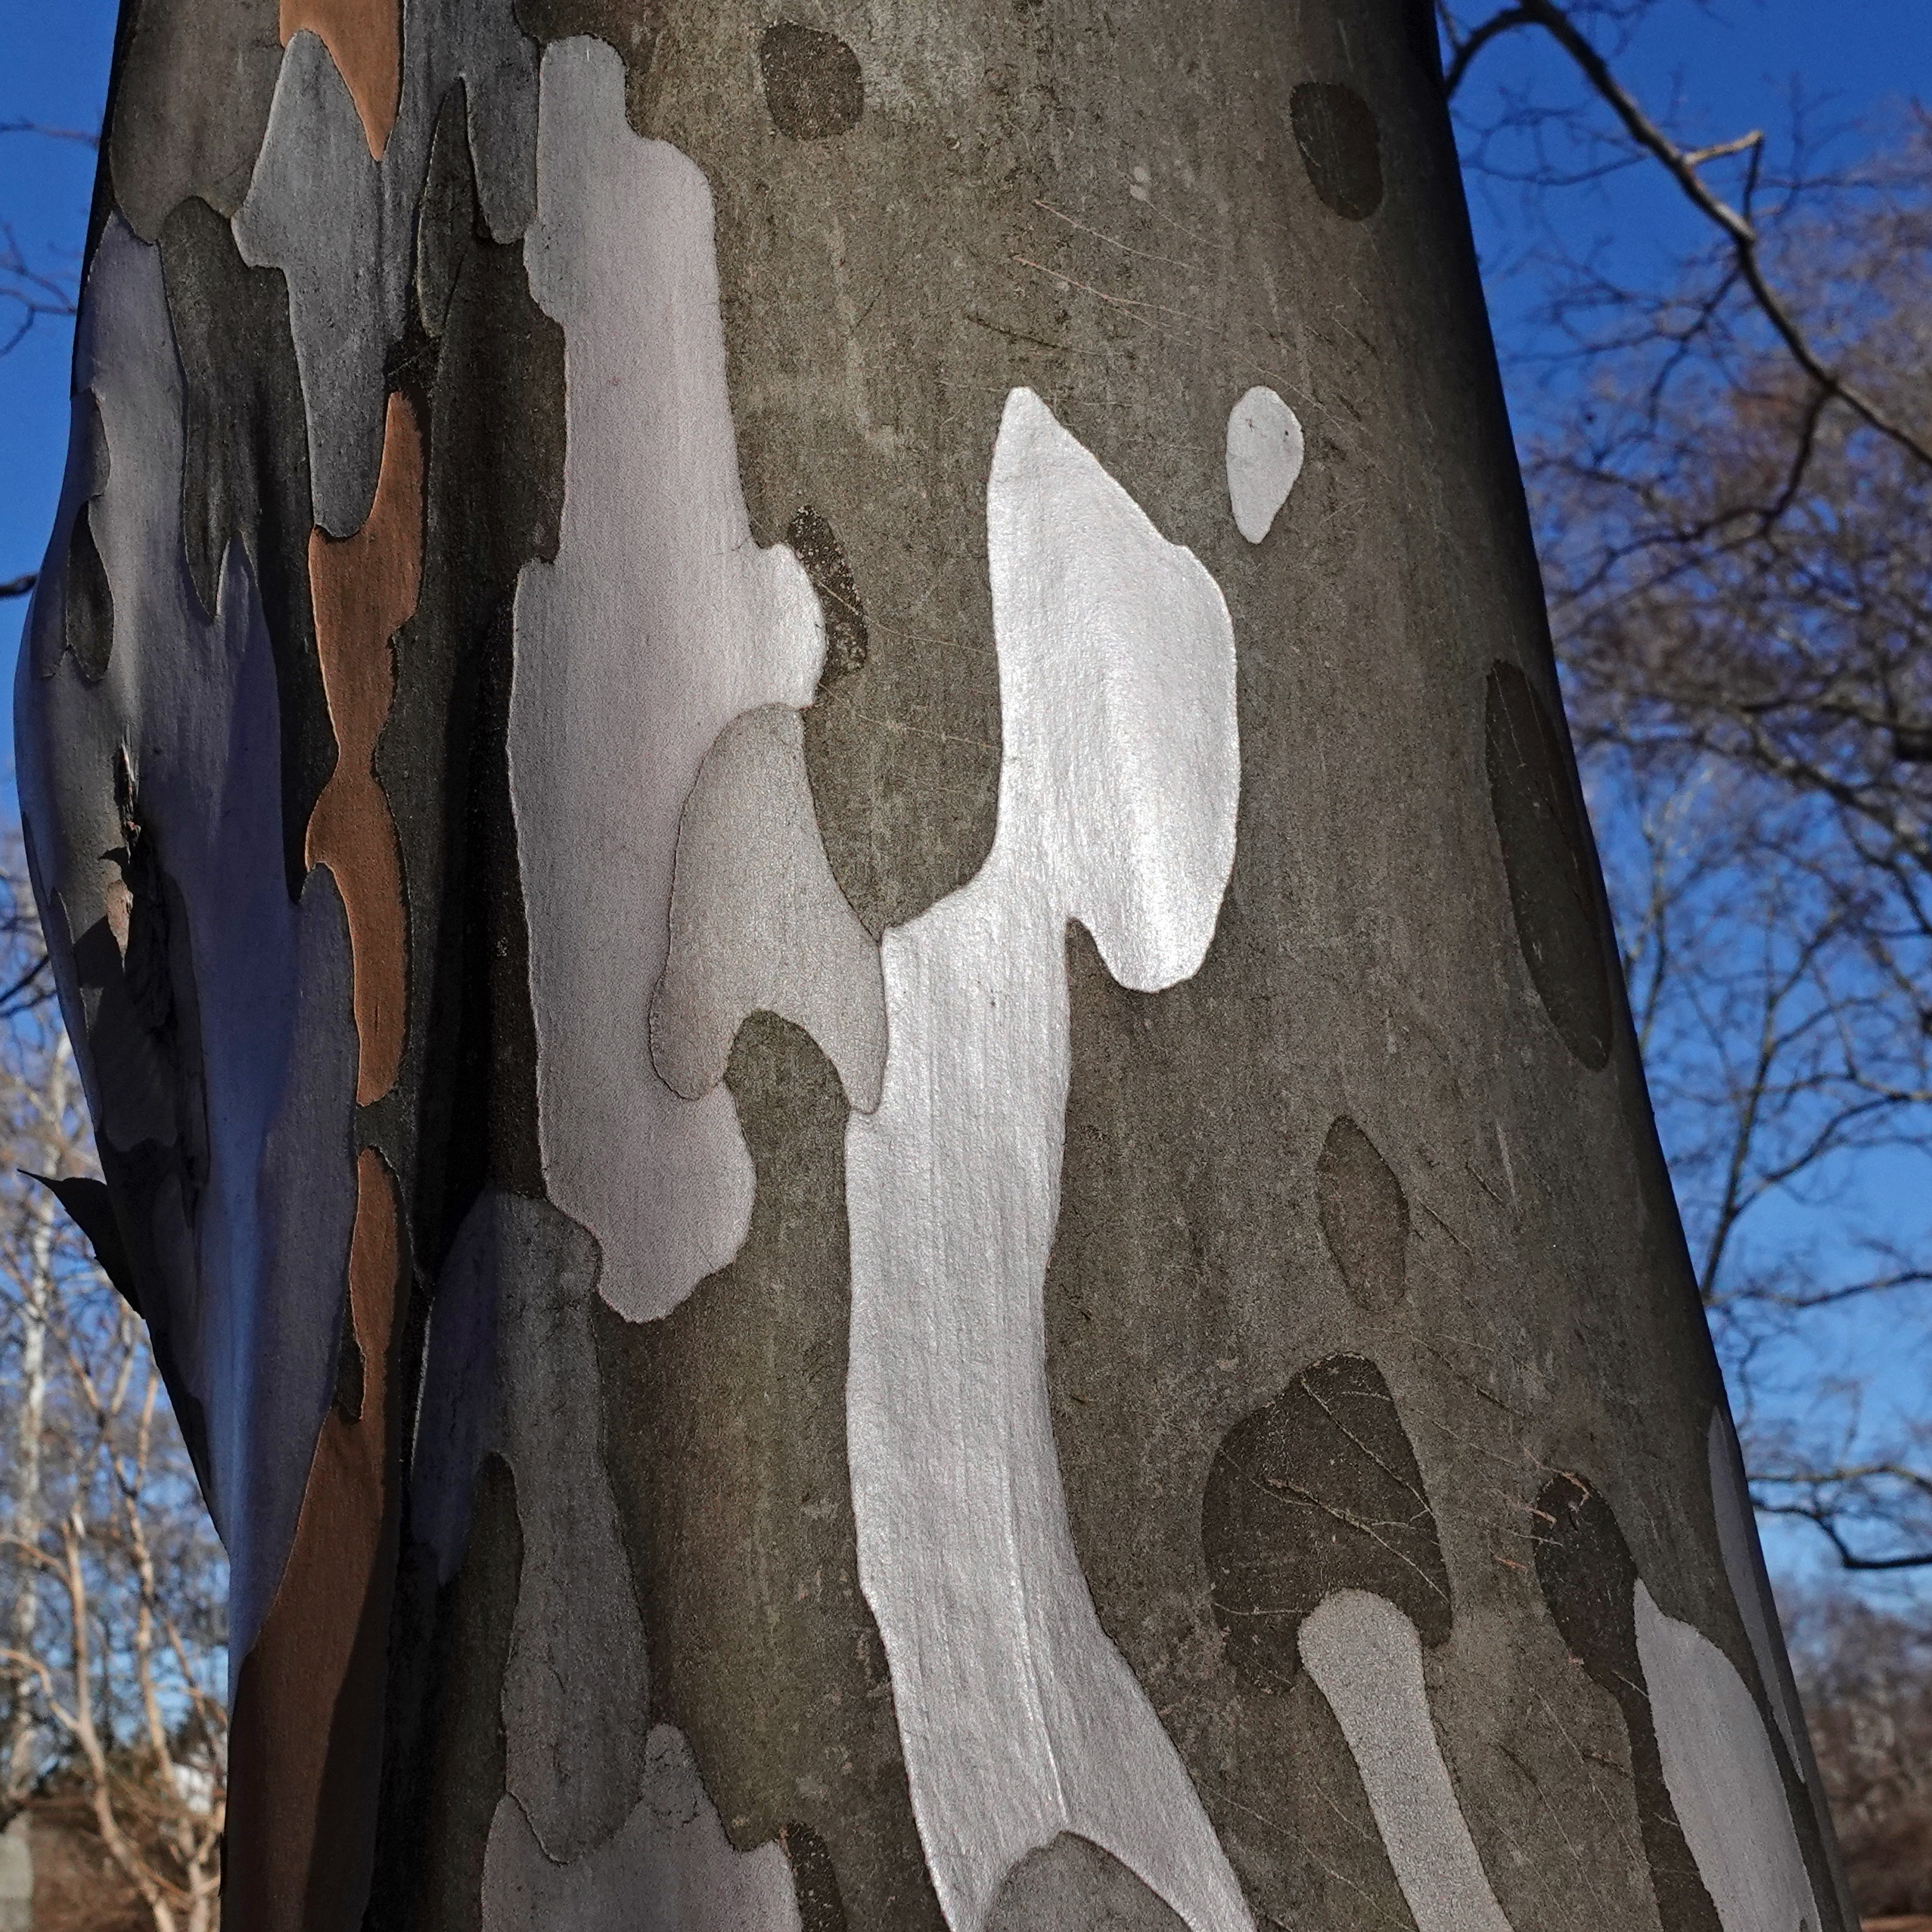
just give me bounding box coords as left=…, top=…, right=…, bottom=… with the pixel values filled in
left=0, top=849, right=225, bottom=1932
left=1446, top=0, right=1932, bottom=1568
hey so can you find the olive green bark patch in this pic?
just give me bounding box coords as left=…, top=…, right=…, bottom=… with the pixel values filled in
left=108, top=0, right=282, bottom=238
left=595, top=1014, right=944, bottom=1932
left=1316, top=1116, right=1409, bottom=1310
left=1204, top=1354, right=1449, bottom=1690
left=1484, top=660, right=1614, bottom=1070
left=1289, top=81, right=1384, bottom=219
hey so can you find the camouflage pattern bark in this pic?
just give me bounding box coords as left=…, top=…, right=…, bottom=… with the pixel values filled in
left=14, top=2, right=1852, bottom=1931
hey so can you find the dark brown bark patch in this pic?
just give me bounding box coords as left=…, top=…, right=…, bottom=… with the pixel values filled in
left=1289, top=82, right=1384, bottom=219
left=758, top=24, right=864, bottom=140
left=781, top=1821, right=852, bottom=1932
left=1483, top=660, right=1614, bottom=1070
left=1204, top=1353, right=1449, bottom=1691
left=787, top=507, right=869, bottom=690
left=1534, top=1473, right=1723, bottom=1932
left=986, top=1834, right=1190, bottom=1932
left=1315, top=1116, right=1409, bottom=1310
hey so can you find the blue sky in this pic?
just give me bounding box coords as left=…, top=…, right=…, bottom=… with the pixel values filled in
left=2, top=0, right=1927, bottom=1586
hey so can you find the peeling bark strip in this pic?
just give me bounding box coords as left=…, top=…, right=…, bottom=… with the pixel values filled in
left=280, top=0, right=403, bottom=159
left=228, top=1151, right=402, bottom=1932
left=306, top=390, right=421, bottom=1104
left=20, top=6, right=1854, bottom=1932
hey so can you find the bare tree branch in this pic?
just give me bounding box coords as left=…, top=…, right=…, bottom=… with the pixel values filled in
left=1450, top=0, right=1932, bottom=471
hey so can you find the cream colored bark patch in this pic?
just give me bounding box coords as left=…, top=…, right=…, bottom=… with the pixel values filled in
left=482, top=1726, right=802, bottom=1932
left=1225, top=385, right=1303, bottom=543
left=652, top=705, right=884, bottom=1111
left=1635, top=1581, right=1819, bottom=1932
left=844, top=388, right=1247, bottom=1932
left=510, top=39, right=829, bottom=1322
left=1299, top=1592, right=1514, bottom=1932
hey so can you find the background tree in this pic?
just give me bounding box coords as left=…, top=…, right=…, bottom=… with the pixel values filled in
left=0, top=850, right=226, bottom=1932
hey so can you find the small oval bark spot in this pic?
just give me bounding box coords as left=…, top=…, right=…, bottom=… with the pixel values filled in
left=1483, top=660, right=1614, bottom=1070
left=1290, top=81, right=1384, bottom=219
left=1316, top=1116, right=1408, bottom=1310
left=759, top=23, right=863, bottom=139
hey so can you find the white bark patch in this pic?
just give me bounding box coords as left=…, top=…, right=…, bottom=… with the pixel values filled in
left=234, top=0, right=538, bottom=533
left=1225, top=385, right=1303, bottom=544
left=483, top=1725, right=803, bottom=1932
left=1707, top=1409, right=1808, bottom=1779
left=1298, top=1592, right=1514, bottom=1932
left=1635, top=1582, right=1819, bottom=1932
left=843, top=388, right=1247, bottom=1932
left=652, top=705, right=885, bottom=1110
left=14, top=216, right=359, bottom=1675
left=510, top=38, right=830, bottom=1323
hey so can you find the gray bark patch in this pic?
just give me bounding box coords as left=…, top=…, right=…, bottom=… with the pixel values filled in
left=1483, top=660, right=1614, bottom=1070
left=1288, top=82, right=1384, bottom=219
left=986, top=1834, right=1191, bottom=1932
left=1315, top=1116, right=1409, bottom=1310
left=758, top=24, right=864, bottom=139
left=1203, top=1353, right=1449, bottom=1690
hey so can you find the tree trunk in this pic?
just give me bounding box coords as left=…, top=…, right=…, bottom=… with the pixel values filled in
left=15, top=2, right=1853, bottom=1930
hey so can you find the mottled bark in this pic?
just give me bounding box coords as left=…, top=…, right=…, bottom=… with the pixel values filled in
left=15, top=3, right=1850, bottom=1931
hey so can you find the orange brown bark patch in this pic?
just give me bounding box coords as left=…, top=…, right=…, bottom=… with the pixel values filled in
left=307, top=391, right=421, bottom=1106
left=226, top=1150, right=404, bottom=1932
left=281, top=0, right=401, bottom=160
